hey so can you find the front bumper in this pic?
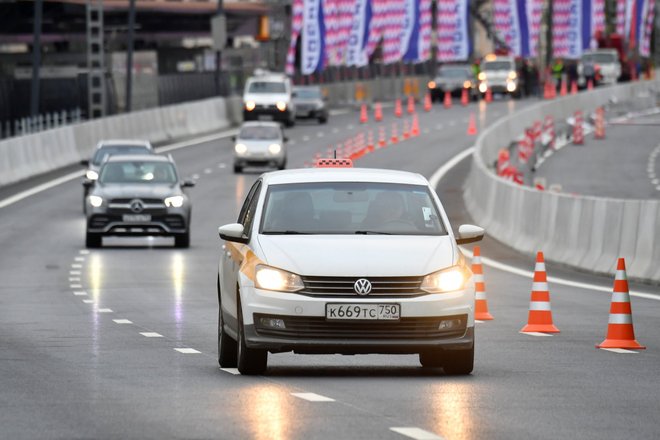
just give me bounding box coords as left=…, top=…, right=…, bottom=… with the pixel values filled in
left=86, top=205, right=189, bottom=236
left=243, top=107, right=292, bottom=123
left=240, top=284, right=475, bottom=354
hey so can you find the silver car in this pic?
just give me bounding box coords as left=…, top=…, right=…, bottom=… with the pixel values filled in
left=292, top=86, right=329, bottom=123
left=232, top=122, right=288, bottom=173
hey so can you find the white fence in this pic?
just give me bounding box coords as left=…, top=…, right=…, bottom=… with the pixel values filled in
left=464, top=79, right=660, bottom=283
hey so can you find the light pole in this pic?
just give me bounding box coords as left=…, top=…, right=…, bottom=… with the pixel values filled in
left=30, top=0, right=43, bottom=117
left=125, top=0, right=136, bottom=112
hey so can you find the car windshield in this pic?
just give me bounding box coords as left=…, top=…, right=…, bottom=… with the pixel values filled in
left=239, top=126, right=281, bottom=140
left=92, top=146, right=151, bottom=165
left=248, top=81, right=286, bottom=94
left=439, top=67, right=469, bottom=78
left=260, top=182, right=447, bottom=236
left=294, top=88, right=322, bottom=99
left=582, top=53, right=617, bottom=63
left=482, top=61, right=513, bottom=71
left=99, top=161, right=178, bottom=184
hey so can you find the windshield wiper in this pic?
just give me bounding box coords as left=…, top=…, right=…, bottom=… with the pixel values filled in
left=263, top=230, right=312, bottom=235
left=354, top=230, right=393, bottom=235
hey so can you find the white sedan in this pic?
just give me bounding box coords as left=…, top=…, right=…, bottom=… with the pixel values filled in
left=217, top=162, right=484, bottom=375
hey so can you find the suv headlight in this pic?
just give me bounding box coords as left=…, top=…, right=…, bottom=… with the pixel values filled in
left=420, top=261, right=472, bottom=293
left=276, top=101, right=287, bottom=112
left=478, top=72, right=486, bottom=81
left=255, top=265, right=304, bottom=292
left=508, top=71, right=517, bottom=80
left=164, top=195, right=184, bottom=208
left=245, top=101, right=256, bottom=111
left=235, top=143, right=248, bottom=154
left=88, top=195, right=103, bottom=208
left=86, top=170, right=99, bottom=180
left=268, top=143, right=282, bottom=154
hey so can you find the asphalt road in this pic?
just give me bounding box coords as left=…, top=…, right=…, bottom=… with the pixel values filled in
left=1, top=95, right=659, bottom=440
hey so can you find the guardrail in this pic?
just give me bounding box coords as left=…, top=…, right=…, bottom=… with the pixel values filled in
left=464, top=79, right=660, bottom=283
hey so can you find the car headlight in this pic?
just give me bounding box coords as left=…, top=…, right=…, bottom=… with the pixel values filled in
left=508, top=71, right=517, bottom=80
left=86, top=170, right=99, bottom=180
left=235, top=143, right=248, bottom=154
left=428, top=80, right=436, bottom=89
left=478, top=72, right=486, bottom=81
left=88, top=195, right=103, bottom=208
left=268, top=143, right=282, bottom=154
left=164, top=195, right=184, bottom=208
left=478, top=83, right=488, bottom=93
left=506, top=82, right=517, bottom=92
left=255, top=265, right=304, bottom=292
left=463, top=80, right=472, bottom=88
left=420, top=262, right=472, bottom=293
left=245, top=101, right=256, bottom=111
left=276, top=101, right=287, bottom=112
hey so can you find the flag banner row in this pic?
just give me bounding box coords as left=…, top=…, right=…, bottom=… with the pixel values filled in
left=553, top=0, right=605, bottom=59
left=616, top=0, right=655, bottom=57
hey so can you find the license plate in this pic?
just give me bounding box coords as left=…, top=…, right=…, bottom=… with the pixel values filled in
left=122, top=214, right=151, bottom=222
left=326, top=303, right=400, bottom=321
left=258, top=114, right=274, bottom=121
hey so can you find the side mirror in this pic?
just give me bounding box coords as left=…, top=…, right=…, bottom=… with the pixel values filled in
left=456, top=224, right=484, bottom=245
left=80, top=159, right=90, bottom=166
left=82, top=179, right=95, bottom=188
left=182, top=179, right=196, bottom=188
left=218, top=223, right=248, bottom=244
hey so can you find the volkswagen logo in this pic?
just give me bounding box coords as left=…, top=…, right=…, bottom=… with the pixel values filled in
left=354, top=278, right=372, bottom=295
left=129, top=199, right=144, bottom=213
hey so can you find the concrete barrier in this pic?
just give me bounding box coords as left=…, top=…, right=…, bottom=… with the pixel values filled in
left=465, top=79, right=660, bottom=283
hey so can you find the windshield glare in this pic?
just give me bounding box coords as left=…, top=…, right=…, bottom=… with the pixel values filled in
left=99, top=162, right=178, bottom=184
left=239, top=126, right=281, bottom=140
left=92, top=146, right=150, bottom=165
left=482, top=61, right=514, bottom=71
left=248, top=81, right=286, bottom=94
left=260, top=182, right=447, bottom=236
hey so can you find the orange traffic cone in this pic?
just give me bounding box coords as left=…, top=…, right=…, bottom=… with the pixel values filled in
left=472, top=246, right=493, bottom=321
left=359, top=103, right=368, bottom=123
left=407, top=95, right=415, bottom=114
left=443, top=90, right=452, bottom=109
left=485, top=87, right=493, bottom=103
left=378, top=125, right=387, bottom=147
left=587, top=78, right=593, bottom=90
left=461, top=87, right=469, bottom=106
left=543, top=81, right=552, bottom=99
left=559, top=77, right=567, bottom=96
left=423, top=93, right=432, bottom=112
left=390, top=122, right=399, bottom=143
left=394, top=98, right=402, bottom=117
left=570, top=80, right=578, bottom=95
left=367, top=129, right=374, bottom=152
left=411, top=114, right=419, bottom=137
left=596, top=259, right=645, bottom=350
left=594, top=106, right=605, bottom=140
left=573, top=110, right=584, bottom=145
left=521, top=252, right=560, bottom=333
left=402, top=118, right=410, bottom=139
left=374, top=102, right=383, bottom=122
left=466, top=113, right=477, bottom=135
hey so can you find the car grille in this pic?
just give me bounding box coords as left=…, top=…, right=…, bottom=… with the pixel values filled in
left=89, top=215, right=111, bottom=229
left=109, top=198, right=162, bottom=204
left=254, top=314, right=467, bottom=339
left=299, top=276, right=425, bottom=297
left=164, top=215, right=185, bottom=229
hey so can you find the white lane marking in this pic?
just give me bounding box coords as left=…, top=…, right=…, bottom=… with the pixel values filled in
left=69, top=270, right=81, bottom=275
left=291, top=392, right=335, bottom=402
left=332, top=128, right=339, bottom=133
left=192, top=173, right=200, bottom=180
left=82, top=299, right=94, bottom=304
left=302, top=135, right=310, bottom=141
left=74, top=256, right=85, bottom=262
left=289, top=139, right=297, bottom=146
left=69, top=277, right=80, bottom=282
left=347, top=124, right=354, bottom=129
left=174, top=348, right=201, bottom=354
left=97, top=308, right=113, bottom=313
left=0, top=170, right=85, bottom=209
left=520, top=332, right=554, bottom=337
left=73, top=291, right=87, bottom=296
left=390, top=427, right=445, bottom=440
left=71, top=264, right=82, bottom=269
left=220, top=367, right=240, bottom=375
left=204, top=168, right=212, bottom=174
left=476, top=320, right=485, bottom=324
left=449, top=121, right=456, bottom=126
left=113, top=319, right=133, bottom=324
left=317, top=132, right=324, bottom=138
left=70, top=284, right=82, bottom=289
left=430, top=146, right=660, bottom=302
left=600, top=348, right=639, bottom=354
left=140, top=332, right=163, bottom=338
left=79, top=250, right=90, bottom=255
left=218, top=163, right=226, bottom=169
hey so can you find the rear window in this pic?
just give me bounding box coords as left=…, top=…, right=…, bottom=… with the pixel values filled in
left=92, top=146, right=151, bottom=165
left=248, top=81, right=286, bottom=94
left=239, top=126, right=281, bottom=140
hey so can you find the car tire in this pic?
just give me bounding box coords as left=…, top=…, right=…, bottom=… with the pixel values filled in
left=174, top=231, right=190, bottom=248
left=419, top=350, right=443, bottom=368
left=233, top=164, right=243, bottom=174
left=218, top=278, right=238, bottom=368
left=442, top=345, right=474, bottom=375
left=318, top=116, right=327, bottom=124
left=85, top=232, right=102, bottom=248
left=237, top=296, right=267, bottom=375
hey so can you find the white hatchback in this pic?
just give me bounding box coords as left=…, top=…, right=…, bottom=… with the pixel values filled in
left=217, top=163, right=484, bottom=375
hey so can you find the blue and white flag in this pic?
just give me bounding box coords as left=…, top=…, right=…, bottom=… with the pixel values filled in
left=345, top=0, right=371, bottom=67
left=301, top=0, right=326, bottom=74
left=400, top=0, right=418, bottom=61
left=402, top=0, right=431, bottom=63
left=436, top=0, right=471, bottom=62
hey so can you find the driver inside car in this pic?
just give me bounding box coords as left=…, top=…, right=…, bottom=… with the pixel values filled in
left=362, top=191, right=407, bottom=229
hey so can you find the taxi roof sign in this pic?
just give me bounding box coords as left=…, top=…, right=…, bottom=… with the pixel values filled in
left=315, top=158, right=353, bottom=168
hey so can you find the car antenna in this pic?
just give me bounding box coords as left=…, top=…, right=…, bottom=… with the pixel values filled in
left=334, top=149, right=337, bottom=159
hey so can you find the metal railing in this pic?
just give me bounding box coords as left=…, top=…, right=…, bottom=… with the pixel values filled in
left=0, top=108, right=82, bottom=140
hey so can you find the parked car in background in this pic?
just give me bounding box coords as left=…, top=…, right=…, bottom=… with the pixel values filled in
left=232, top=121, right=288, bottom=173
left=578, top=49, right=621, bottom=87
left=427, top=64, right=477, bottom=101
left=292, top=86, right=329, bottom=124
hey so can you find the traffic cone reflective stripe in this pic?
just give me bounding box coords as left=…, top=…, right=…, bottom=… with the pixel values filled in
left=407, top=95, right=415, bottom=114
left=597, top=258, right=645, bottom=349
left=521, top=252, right=560, bottom=333
left=374, top=102, right=383, bottom=121
left=394, top=99, right=402, bottom=117
left=424, top=93, right=432, bottom=112
left=461, top=88, right=469, bottom=106
left=472, top=246, right=493, bottom=321
left=359, top=103, right=368, bottom=123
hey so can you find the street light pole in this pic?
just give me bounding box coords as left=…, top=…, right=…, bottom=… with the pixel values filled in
left=125, top=0, right=136, bottom=112
left=30, top=0, right=44, bottom=117
left=215, top=0, right=224, bottom=96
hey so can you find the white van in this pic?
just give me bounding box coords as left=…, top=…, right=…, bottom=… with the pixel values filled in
left=243, top=72, right=296, bottom=127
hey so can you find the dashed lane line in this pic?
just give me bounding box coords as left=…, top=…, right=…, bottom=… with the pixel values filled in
left=113, top=319, right=133, bottom=324
left=291, top=392, right=335, bottom=402
left=600, top=348, right=639, bottom=354
left=69, top=277, right=80, bottom=282
left=204, top=168, right=213, bottom=174
left=174, top=348, right=201, bottom=354
left=390, top=427, right=445, bottom=440
left=97, top=308, right=113, bottom=313
left=79, top=250, right=90, bottom=255
left=74, top=256, right=85, bottom=262
left=69, top=271, right=81, bottom=275
left=82, top=299, right=94, bottom=304
left=220, top=367, right=240, bottom=375
left=71, top=264, right=82, bottom=269
left=429, top=146, right=660, bottom=302
left=70, top=284, right=82, bottom=289
left=73, top=291, right=87, bottom=296
left=140, top=332, right=163, bottom=338
left=520, top=332, right=554, bottom=337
